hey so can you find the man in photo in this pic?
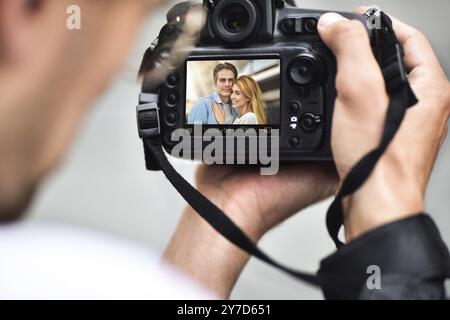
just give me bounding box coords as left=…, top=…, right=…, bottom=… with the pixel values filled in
left=188, top=62, right=239, bottom=124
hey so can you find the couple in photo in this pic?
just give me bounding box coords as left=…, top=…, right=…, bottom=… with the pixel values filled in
left=188, top=62, right=267, bottom=125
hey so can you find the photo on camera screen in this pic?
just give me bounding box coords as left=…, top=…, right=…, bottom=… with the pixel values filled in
left=186, top=59, right=280, bottom=126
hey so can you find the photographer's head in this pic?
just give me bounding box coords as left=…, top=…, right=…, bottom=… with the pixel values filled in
left=0, top=0, right=160, bottom=220
left=232, top=75, right=267, bottom=124
left=213, top=62, right=237, bottom=102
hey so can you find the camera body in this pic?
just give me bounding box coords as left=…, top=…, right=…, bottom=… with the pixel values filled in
left=151, top=0, right=371, bottom=162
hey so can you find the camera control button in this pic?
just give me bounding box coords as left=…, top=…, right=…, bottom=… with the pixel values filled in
left=304, top=18, right=318, bottom=34
left=288, top=53, right=324, bottom=87
left=289, top=136, right=300, bottom=148
left=166, top=92, right=179, bottom=106
left=280, top=18, right=295, bottom=34
left=166, top=111, right=178, bottom=125
left=289, top=101, right=301, bottom=113
left=300, top=113, right=322, bottom=133
left=167, top=73, right=180, bottom=86
left=280, top=17, right=319, bottom=35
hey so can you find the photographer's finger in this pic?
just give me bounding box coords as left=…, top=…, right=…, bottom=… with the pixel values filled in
left=353, top=7, right=442, bottom=75
left=318, top=13, right=385, bottom=102
left=390, top=17, right=444, bottom=78
left=318, top=13, right=370, bottom=55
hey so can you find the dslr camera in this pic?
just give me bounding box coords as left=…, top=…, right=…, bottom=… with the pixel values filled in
left=138, top=0, right=375, bottom=163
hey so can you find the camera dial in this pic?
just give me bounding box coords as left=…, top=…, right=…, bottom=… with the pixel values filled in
left=288, top=52, right=325, bottom=87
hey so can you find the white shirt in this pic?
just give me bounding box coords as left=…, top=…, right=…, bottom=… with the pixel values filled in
left=0, top=222, right=215, bottom=300
left=233, top=112, right=258, bottom=125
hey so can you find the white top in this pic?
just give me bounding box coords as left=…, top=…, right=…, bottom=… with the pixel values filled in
left=0, top=222, right=215, bottom=300
left=233, top=112, right=258, bottom=125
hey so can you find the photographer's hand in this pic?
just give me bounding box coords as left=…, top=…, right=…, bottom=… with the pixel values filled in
left=163, top=163, right=337, bottom=298
left=163, top=9, right=448, bottom=299
left=317, top=10, right=450, bottom=241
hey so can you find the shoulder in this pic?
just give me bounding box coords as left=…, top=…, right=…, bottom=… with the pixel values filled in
left=0, top=222, right=214, bottom=299
left=193, top=94, right=214, bottom=108
left=242, top=113, right=257, bottom=120
left=240, top=112, right=258, bottom=124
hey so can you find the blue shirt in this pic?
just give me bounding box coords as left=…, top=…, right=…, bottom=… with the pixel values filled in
left=188, top=92, right=238, bottom=125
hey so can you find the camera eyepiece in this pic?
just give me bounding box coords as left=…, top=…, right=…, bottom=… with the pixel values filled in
left=211, top=0, right=258, bottom=43
left=222, top=4, right=250, bottom=33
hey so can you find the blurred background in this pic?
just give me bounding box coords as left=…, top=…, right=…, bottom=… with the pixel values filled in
left=28, top=0, right=450, bottom=299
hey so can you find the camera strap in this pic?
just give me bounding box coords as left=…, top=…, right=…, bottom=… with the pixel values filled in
left=141, top=134, right=323, bottom=286
left=136, top=9, right=417, bottom=290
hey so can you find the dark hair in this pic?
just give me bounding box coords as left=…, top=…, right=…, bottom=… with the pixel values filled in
left=213, top=62, right=238, bottom=83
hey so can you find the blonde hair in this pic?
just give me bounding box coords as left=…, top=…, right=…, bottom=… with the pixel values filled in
left=234, top=76, right=267, bottom=125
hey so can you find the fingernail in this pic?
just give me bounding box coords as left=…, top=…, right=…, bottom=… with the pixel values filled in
left=319, top=12, right=346, bottom=28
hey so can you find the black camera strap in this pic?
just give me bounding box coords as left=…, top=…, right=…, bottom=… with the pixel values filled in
left=136, top=9, right=417, bottom=289
left=142, top=135, right=323, bottom=286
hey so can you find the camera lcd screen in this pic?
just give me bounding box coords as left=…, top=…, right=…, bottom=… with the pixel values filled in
left=185, top=59, right=280, bottom=126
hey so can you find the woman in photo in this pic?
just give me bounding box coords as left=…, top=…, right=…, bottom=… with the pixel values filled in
left=212, top=75, right=267, bottom=125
